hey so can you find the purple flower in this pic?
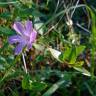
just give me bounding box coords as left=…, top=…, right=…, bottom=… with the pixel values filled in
left=8, top=20, right=37, bottom=55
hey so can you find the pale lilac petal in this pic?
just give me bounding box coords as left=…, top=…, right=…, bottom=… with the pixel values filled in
left=30, top=29, right=37, bottom=43
left=13, top=22, right=25, bottom=35
left=27, top=43, right=32, bottom=49
left=25, top=20, right=32, bottom=35
left=8, top=35, right=23, bottom=44
left=14, top=43, right=26, bottom=55
left=9, top=20, right=37, bottom=55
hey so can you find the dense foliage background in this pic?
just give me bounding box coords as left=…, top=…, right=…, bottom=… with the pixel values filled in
left=0, top=0, right=96, bottom=96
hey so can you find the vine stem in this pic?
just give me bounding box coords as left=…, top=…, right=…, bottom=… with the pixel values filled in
left=22, top=53, right=28, bottom=74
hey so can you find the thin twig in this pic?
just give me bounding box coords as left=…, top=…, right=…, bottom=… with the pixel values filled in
left=76, top=23, right=90, bottom=34
left=54, top=0, right=60, bottom=14
left=71, top=0, right=80, bottom=18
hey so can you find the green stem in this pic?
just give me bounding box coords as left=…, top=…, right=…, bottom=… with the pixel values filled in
left=22, top=53, right=28, bottom=74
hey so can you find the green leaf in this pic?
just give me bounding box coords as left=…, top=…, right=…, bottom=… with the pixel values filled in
left=68, top=47, right=76, bottom=64
left=0, top=42, right=8, bottom=53
left=59, top=47, right=71, bottom=62
left=42, top=80, right=65, bottom=96
left=76, top=45, right=85, bottom=56
left=0, top=56, right=6, bottom=64
left=69, top=45, right=85, bottom=64
left=6, top=55, right=14, bottom=64
left=71, top=61, right=84, bottom=67
left=17, top=7, right=45, bottom=18
left=0, top=91, right=5, bottom=96
left=22, top=75, right=47, bottom=91
left=74, top=67, right=91, bottom=76
left=0, top=65, right=5, bottom=70
left=0, top=26, right=15, bottom=36
left=0, top=12, right=11, bottom=19
left=30, top=81, right=47, bottom=91
left=36, top=55, right=44, bottom=63
left=22, top=75, right=30, bottom=89
left=59, top=45, right=85, bottom=64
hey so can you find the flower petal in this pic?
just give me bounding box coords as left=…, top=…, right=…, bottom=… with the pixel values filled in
left=8, top=35, right=23, bottom=44
left=25, top=20, right=32, bottom=35
left=30, top=29, right=37, bottom=43
left=13, top=22, right=25, bottom=35
left=14, top=42, right=26, bottom=55
left=27, top=43, right=32, bottom=49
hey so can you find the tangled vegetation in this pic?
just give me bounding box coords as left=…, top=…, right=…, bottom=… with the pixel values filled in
left=0, top=0, right=96, bottom=96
